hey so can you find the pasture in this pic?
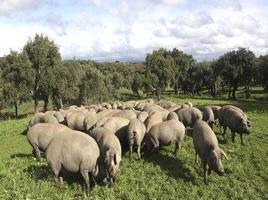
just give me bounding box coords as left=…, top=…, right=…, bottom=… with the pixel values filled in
left=0, top=97, right=267, bottom=199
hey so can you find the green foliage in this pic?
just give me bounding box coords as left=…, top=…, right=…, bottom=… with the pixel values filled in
left=23, top=34, right=62, bottom=111
left=131, top=70, right=145, bottom=97
left=78, top=67, right=114, bottom=104
left=257, top=55, right=268, bottom=91
left=0, top=51, right=34, bottom=116
left=216, top=48, right=256, bottom=99
left=145, top=48, right=175, bottom=99
left=112, top=72, right=125, bottom=89
left=0, top=98, right=267, bottom=199
left=170, top=48, right=195, bottom=94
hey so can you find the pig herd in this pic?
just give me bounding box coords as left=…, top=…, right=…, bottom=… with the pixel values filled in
left=26, top=100, right=251, bottom=196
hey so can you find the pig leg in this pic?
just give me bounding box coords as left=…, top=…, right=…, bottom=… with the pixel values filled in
left=48, top=160, right=61, bottom=184
left=80, top=170, right=91, bottom=196
left=151, top=137, right=159, bottom=152
left=32, top=144, right=41, bottom=161
left=173, top=141, right=180, bottom=155
left=137, top=144, right=141, bottom=160
left=129, top=144, right=133, bottom=158
left=153, top=139, right=160, bottom=152
left=202, top=160, right=209, bottom=184
left=195, top=152, right=200, bottom=166
left=239, top=133, right=244, bottom=145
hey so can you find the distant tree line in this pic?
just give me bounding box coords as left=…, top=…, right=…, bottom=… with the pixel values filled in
left=0, top=34, right=268, bottom=116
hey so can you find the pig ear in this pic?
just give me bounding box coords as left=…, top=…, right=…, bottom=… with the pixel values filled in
left=105, top=150, right=110, bottom=163
left=219, top=148, right=228, bottom=160
left=211, top=150, right=218, bottom=161
left=114, top=153, right=117, bottom=166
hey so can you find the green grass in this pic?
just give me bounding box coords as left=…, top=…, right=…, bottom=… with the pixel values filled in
left=0, top=97, right=268, bottom=199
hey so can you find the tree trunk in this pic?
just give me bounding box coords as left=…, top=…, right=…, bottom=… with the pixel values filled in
left=228, top=86, right=232, bottom=99
left=44, top=96, right=49, bottom=112
left=232, top=82, right=238, bottom=100
left=34, top=98, right=38, bottom=113
left=156, top=89, right=161, bottom=101
left=33, top=72, right=39, bottom=113
left=58, top=96, right=63, bottom=109
left=176, top=88, right=180, bottom=95
left=245, top=84, right=250, bottom=99
left=174, top=80, right=180, bottom=95
left=213, top=83, right=217, bottom=96
left=14, top=102, right=18, bottom=118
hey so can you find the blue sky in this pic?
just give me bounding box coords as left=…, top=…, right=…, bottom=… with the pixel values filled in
left=0, top=0, right=268, bottom=61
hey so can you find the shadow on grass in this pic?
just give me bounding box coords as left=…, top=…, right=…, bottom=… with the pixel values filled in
left=26, top=164, right=51, bottom=181
left=143, top=151, right=195, bottom=183
left=0, top=113, right=29, bottom=121
left=20, top=128, right=28, bottom=135
left=0, top=174, right=5, bottom=180
left=10, top=153, right=33, bottom=159
left=26, top=164, right=98, bottom=187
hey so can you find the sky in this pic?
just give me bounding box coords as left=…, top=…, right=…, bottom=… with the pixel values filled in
left=0, top=0, right=268, bottom=61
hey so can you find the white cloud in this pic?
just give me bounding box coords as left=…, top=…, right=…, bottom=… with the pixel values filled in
left=205, top=0, right=242, bottom=11
left=0, top=0, right=268, bottom=61
left=157, top=0, right=188, bottom=5
left=0, top=0, right=38, bottom=16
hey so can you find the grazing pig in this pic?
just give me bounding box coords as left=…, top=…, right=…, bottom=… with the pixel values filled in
left=102, top=117, right=130, bottom=146
left=27, top=123, right=70, bottom=160
left=176, top=107, right=202, bottom=128
left=28, top=112, right=58, bottom=127
left=144, top=111, right=163, bottom=133
left=143, top=104, right=169, bottom=121
left=144, top=120, right=185, bottom=154
left=156, top=101, right=176, bottom=109
left=222, top=105, right=251, bottom=127
left=167, top=111, right=179, bottom=121
left=112, top=103, right=118, bottom=109
left=208, top=106, right=221, bottom=120
left=31, top=113, right=58, bottom=128
left=46, top=130, right=100, bottom=196
left=200, top=106, right=215, bottom=128
left=45, top=111, right=65, bottom=124
left=112, top=110, right=137, bottom=120
left=137, top=111, right=149, bottom=122
left=181, top=102, right=193, bottom=109
left=91, top=127, right=122, bottom=185
left=84, top=109, right=120, bottom=133
left=94, top=117, right=110, bottom=128
left=193, top=121, right=228, bottom=184
left=66, top=112, right=86, bottom=131
left=134, top=102, right=146, bottom=111
left=168, top=105, right=182, bottom=113
left=186, top=101, right=193, bottom=107
left=53, top=111, right=65, bottom=124
left=43, top=113, right=59, bottom=124
left=127, top=118, right=146, bottom=159
left=218, top=108, right=250, bottom=145
left=101, top=102, right=112, bottom=109
left=28, top=112, right=45, bottom=127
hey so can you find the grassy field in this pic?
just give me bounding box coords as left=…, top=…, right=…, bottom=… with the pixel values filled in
left=0, top=97, right=268, bottom=199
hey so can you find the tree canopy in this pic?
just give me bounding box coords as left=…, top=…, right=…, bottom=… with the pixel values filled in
left=0, top=51, right=34, bottom=116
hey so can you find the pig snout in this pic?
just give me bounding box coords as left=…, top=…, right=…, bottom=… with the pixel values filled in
left=215, top=162, right=225, bottom=176
left=108, top=161, right=118, bottom=179
left=218, top=169, right=225, bottom=176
